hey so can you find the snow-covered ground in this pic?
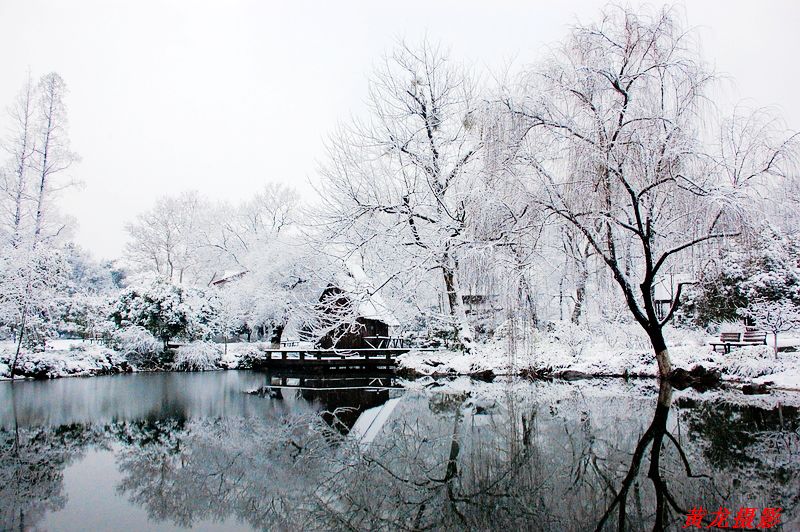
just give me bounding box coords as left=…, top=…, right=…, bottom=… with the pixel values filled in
left=398, top=326, right=800, bottom=390
left=3, top=329, right=799, bottom=390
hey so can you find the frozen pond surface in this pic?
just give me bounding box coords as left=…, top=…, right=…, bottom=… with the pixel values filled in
left=1, top=371, right=799, bottom=531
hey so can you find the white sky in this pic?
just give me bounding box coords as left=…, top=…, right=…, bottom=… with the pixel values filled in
left=1, top=0, right=798, bottom=260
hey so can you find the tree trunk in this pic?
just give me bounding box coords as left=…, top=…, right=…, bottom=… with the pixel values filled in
left=34, top=110, right=53, bottom=238
left=773, top=332, right=779, bottom=359
left=646, top=380, right=673, bottom=532
left=647, top=326, right=672, bottom=378
left=569, top=240, right=591, bottom=324
left=442, top=260, right=473, bottom=353
left=270, top=324, right=285, bottom=349
left=10, top=75, right=35, bottom=247
left=10, top=313, right=26, bottom=380
left=571, top=262, right=588, bottom=324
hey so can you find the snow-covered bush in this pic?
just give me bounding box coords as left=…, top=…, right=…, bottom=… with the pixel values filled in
left=547, top=320, right=592, bottom=358
left=173, top=341, right=222, bottom=371
left=111, top=326, right=162, bottom=368
left=589, top=320, right=650, bottom=350
left=691, top=224, right=800, bottom=326
left=232, top=343, right=264, bottom=369
left=111, top=277, right=217, bottom=346
left=722, top=346, right=777, bottom=379
left=0, top=344, right=130, bottom=379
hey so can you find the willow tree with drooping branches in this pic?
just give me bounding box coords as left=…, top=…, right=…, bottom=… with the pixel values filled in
left=507, top=6, right=798, bottom=378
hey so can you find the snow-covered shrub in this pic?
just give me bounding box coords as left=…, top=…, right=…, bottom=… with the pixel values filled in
left=173, top=341, right=222, bottom=371
left=110, top=277, right=218, bottom=346
left=111, top=326, right=162, bottom=368
left=0, top=344, right=130, bottom=379
left=722, top=346, right=777, bottom=379
left=590, top=320, right=650, bottom=350
left=547, top=320, right=592, bottom=358
left=232, top=343, right=264, bottom=369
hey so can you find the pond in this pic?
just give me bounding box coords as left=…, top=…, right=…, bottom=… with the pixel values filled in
left=1, top=371, right=799, bottom=531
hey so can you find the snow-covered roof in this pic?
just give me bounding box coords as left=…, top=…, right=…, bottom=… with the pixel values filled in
left=332, top=259, right=400, bottom=327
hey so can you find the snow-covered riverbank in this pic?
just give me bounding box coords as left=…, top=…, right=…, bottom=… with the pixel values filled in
left=3, top=331, right=799, bottom=391
left=398, top=328, right=800, bottom=391
left=0, top=339, right=258, bottom=380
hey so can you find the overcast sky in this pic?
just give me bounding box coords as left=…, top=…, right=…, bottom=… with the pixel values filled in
left=1, top=0, right=798, bottom=260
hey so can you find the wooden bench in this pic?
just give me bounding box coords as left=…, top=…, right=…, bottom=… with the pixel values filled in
left=710, top=330, right=767, bottom=353
left=742, top=330, right=767, bottom=345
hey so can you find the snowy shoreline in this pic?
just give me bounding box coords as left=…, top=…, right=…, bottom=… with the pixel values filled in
left=397, top=331, right=800, bottom=392
left=2, top=336, right=799, bottom=393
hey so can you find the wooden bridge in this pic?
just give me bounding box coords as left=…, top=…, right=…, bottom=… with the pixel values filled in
left=252, top=348, right=411, bottom=372
left=252, top=340, right=448, bottom=372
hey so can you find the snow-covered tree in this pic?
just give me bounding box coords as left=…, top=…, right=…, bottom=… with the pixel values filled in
left=738, top=225, right=800, bottom=304
left=507, top=6, right=798, bottom=377
left=125, top=192, right=205, bottom=285
left=56, top=245, right=121, bottom=339
left=0, top=72, right=82, bottom=377
left=209, top=236, right=340, bottom=345
left=32, top=73, right=78, bottom=239
left=318, top=41, right=485, bottom=351
left=739, top=299, right=800, bottom=357
left=0, top=245, right=69, bottom=376
left=125, top=185, right=299, bottom=287
left=111, top=277, right=216, bottom=349
left=1, top=73, right=37, bottom=246
left=692, top=224, right=800, bottom=326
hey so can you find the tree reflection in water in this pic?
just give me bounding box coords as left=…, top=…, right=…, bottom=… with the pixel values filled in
left=1, top=376, right=798, bottom=531
left=301, top=381, right=800, bottom=531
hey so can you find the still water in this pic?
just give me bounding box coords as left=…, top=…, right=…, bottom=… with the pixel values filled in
left=1, top=371, right=798, bottom=531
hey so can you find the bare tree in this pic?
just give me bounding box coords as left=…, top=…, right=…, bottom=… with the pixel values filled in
left=32, top=73, right=77, bottom=239
left=508, top=6, right=797, bottom=377
left=198, top=183, right=299, bottom=274
left=1, top=73, right=37, bottom=246
left=125, top=191, right=204, bottom=284
left=125, top=185, right=299, bottom=286
left=740, top=299, right=800, bottom=358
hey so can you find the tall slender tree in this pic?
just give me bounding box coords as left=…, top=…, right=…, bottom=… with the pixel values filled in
left=1, top=73, right=37, bottom=246
left=33, top=72, right=76, bottom=239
